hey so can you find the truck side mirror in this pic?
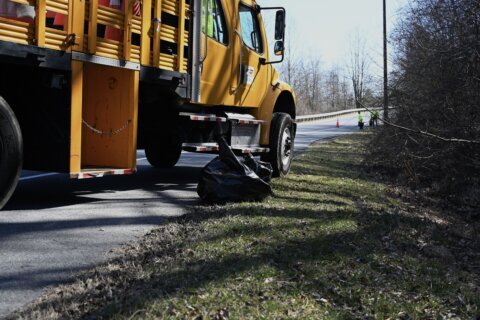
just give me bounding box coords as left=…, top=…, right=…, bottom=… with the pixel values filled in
left=274, top=10, right=285, bottom=40
left=274, top=40, right=284, bottom=56
left=259, top=6, right=286, bottom=64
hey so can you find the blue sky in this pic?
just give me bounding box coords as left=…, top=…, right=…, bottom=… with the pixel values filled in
left=260, top=0, right=409, bottom=76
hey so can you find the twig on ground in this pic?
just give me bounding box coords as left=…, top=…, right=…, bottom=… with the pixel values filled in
left=127, top=309, right=147, bottom=320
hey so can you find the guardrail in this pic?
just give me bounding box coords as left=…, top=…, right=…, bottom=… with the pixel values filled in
left=295, top=107, right=383, bottom=123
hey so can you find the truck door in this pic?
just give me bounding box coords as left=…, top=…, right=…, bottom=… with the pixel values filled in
left=199, top=0, right=238, bottom=106
left=198, top=0, right=269, bottom=108
left=233, top=1, right=269, bottom=107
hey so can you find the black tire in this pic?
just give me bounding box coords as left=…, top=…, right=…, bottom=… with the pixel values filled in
left=263, top=112, right=295, bottom=178
left=145, top=140, right=182, bottom=168
left=0, top=97, right=23, bottom=209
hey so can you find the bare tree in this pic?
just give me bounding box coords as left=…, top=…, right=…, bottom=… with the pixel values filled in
left=370, top=0, right=480, bottom=204
left=277, top=23, right=359, bottom=115
left=306, top=58, right=322, bottom=112
left=348, top=32, right=370, bottom=108
left=281, top=22, right=298, bottom=86
left=340, top=76, right=352, bottom=110
left=325, top=67, right=341, bottom=110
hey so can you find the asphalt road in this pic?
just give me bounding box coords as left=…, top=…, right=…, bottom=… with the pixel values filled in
left=0, top=113, right=368, bottom=318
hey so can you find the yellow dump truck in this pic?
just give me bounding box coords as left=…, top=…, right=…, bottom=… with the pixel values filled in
left=0, top=0, right=296, bottom=208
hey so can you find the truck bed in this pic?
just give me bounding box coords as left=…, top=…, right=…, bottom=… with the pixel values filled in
left=0, top=0, right=196, bottom=177
left=0, top=0, right=190, bottom=73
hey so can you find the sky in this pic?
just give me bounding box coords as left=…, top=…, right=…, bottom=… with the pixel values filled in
left=260, top=0, right=410, bottom=78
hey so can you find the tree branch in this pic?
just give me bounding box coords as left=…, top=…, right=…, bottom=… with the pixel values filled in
left=356, top=101, right=480, bottom=144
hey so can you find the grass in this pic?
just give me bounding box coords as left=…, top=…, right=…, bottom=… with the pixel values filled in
left=10, top=132, right=480, bottom=320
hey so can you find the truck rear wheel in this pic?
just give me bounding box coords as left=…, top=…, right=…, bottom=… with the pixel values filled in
left=264, top=112, right=294, bottom=177
left=0, top=97, right=23, bottom=209
left=145, top=140, right=182, bottom=168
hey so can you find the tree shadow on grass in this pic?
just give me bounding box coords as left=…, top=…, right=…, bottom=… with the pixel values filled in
left=10, top=133, right=480, bottom=319
left=11, top=198, right=479, bottom=319
left=272, top=194, right=352, bottom=207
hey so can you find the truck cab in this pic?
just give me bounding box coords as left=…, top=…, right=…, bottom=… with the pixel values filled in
left=0, top=0, right=296, bottom=208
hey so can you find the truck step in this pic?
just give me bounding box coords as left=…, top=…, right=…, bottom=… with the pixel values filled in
left=182, top=143, right=269, bottom=155
left=224, top=112, right=265, bottom=125
left=236, top=119, right=264, bottom=125
left=179, top=112, right=227, bottom=123
left=180, top=112, right=265, bottom=125
left=71, top=168, right=136, bottom=179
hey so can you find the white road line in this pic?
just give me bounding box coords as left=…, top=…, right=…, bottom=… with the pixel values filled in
left=20, top=157, right=150, bottom=181
left=19, top=173, right=59, bottom=181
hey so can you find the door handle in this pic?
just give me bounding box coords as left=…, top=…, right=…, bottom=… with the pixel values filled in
left=200, top=0, right=209, bottom=63
left=233, top=29, right=244, bottom=93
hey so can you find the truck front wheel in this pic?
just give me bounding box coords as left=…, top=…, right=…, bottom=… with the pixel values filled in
left=264, top=112, right=295, bottom=177
left=0, top=97, right=23, bottom=209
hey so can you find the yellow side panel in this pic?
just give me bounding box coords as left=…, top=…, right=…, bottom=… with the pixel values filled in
left=71, top=0, right=86, bottom=51
left=0, top=18, right=34, bottom=45
left=81, top=64, right=137, bottom=169
left=140, top=0, right=152, bottom=65
left=128, top=70, right=139, bottom=169
left=176, top=0, right=186, bottom=72
left=70, top=60, right=84, bottom=173
left=35, top=0, right=47, bottom=46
